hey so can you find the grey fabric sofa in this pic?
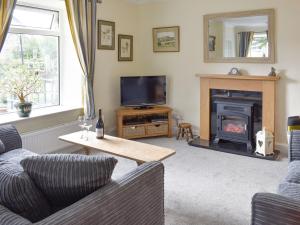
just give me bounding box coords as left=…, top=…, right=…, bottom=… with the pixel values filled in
left=251, top=130, right=300, bottom=225
left=0, top=125, right=165, bottom=225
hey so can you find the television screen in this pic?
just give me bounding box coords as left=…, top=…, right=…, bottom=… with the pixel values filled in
left=121, top=76, right=166, bottom=107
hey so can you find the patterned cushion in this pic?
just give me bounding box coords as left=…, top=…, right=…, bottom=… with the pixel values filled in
left=285, top=161, right=300, bottom=184
left=21, top=154, right=118, bottom=207
left=278, top=182, right=300, bottom=201
left=0, top=139, right=5, bottom=154
left=0, top=160, right=51, bottom=222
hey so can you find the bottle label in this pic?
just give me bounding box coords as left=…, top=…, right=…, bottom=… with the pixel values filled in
left=96, top=128, right=104, bottom=138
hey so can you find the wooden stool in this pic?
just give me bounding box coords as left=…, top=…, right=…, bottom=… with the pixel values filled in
left=177, top=123, right=193, bottom=142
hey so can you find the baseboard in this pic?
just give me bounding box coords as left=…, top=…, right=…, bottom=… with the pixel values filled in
left=275, top=142, right=288, bottom=154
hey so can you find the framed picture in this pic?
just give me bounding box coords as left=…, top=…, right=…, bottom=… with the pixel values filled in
left=152, top=26, right=180, bottom=52
left=118, top=34, right=133, bottom=61
left=208, top=35, right=216, bottom=52
left=98, top=20, right=115, bottom=50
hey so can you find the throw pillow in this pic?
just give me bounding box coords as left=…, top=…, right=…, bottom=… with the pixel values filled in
left=0, top=139, right=5, bottom=154
left=0, top=161, right=51, bottom=222
left=21, top=154, right=118, bottom=207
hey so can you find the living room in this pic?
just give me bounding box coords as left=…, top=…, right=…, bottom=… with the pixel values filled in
left=0, top=0, right=300, bottom=225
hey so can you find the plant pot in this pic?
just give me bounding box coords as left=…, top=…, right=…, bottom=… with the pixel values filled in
left=15, top=102, right=32, bottom=117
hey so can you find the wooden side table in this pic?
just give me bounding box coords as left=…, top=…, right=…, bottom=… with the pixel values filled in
left=116, top=106, right=173, bottom=139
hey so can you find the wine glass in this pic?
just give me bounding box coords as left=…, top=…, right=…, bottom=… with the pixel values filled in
left=78, top=115, right=86, bottom=139
left=84, top=117, right=93, bottom=141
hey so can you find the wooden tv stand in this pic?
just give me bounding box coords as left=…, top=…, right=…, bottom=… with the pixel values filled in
left=116, top=106, right=173, bottom=139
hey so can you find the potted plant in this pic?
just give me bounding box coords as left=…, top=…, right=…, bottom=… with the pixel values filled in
left=0, top=64, right=41, bottom=117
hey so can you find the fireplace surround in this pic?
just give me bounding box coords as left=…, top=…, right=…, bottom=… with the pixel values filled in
left=190, top=74, right=280, bottom=159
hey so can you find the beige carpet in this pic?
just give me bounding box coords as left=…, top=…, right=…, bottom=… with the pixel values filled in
left=88, top=137, right=288, bottom=225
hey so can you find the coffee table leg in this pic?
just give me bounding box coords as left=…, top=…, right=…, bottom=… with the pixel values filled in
left=84, top=147, right=91, bottom=155
left=136, top=161, right=144, bottom=166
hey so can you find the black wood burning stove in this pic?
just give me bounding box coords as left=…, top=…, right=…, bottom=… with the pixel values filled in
left=214, top=100, right=255, bottom=152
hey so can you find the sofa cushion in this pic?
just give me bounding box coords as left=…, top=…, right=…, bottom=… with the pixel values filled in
left=285, top=161, right=300, bottom=184
left=0, top=149, right=37, bottom=164
left=278, top=181, right=300, bottom=201
left=0, top=139, right=5, bottom=154
left=0, top=125, right=22, bottom=153
left=0, top=160, right=51, bottom=222
left=21, top=154, right=118, bottom=207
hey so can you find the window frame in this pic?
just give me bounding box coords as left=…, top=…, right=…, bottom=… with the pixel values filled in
left=2, top=3, right=62, bottom=113
left=248, top=31, right=269, bottom=58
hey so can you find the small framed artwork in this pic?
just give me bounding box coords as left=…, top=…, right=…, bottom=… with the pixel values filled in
left=118, top=34, right=133, bottom=61
left=208, top=35, right=216, bottom=52
left=98, top=20, right=115, bottom=50
left=152, top=26, right=180, bottom=52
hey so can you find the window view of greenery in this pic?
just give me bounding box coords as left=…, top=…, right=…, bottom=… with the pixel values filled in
left=0, top=5, right=59, bottom=114
left=248, top=32, right=269, bottom=58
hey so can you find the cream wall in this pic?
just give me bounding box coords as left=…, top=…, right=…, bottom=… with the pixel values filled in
left=134, top=0, right=300, bottom=146
left=9, top=0, right=300, bottom=146
left=94, top=0, right=141, bottom=132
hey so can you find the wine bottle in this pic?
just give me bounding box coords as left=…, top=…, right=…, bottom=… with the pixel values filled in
left=96, top=109, right=104, bottom=139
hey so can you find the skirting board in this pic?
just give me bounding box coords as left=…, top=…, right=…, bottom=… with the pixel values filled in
left=88, top=124, right=289, bottom=156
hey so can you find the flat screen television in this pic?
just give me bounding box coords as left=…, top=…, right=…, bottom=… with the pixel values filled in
left=121, top=76, right=166, bottom=107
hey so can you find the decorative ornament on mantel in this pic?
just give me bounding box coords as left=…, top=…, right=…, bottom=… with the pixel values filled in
left=268, top=67, right=277, bottom=77
left=228, top=67, right=242, bottom=76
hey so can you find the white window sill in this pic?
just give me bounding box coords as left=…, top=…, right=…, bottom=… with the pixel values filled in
left=0, top=106, right=83, bottom=125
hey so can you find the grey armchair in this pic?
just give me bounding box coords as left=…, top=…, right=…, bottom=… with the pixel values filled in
left=251, top=130, right=300, bottom=225
left=0, top=125, right=165, bottom=225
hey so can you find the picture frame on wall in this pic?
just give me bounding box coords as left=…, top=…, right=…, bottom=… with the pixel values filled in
left=152, top=26, right=180, bottom=52
left=118, top=34, right=133, bottom=61
left=98, top=20, right=115, bottom=50
left=208, top=35, right=216, bottom=52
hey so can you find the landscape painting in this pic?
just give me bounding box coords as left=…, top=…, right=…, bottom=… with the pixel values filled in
left=98, top=20, right=115, bottom=50
left=153, top=26, right=180, bottom=52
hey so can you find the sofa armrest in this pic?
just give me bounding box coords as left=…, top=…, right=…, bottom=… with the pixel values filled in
left=35, top=161, right=164, bottom=225
left=251, top=193, right=300, bottom=225
left=0, top=125, right=22, bottom=153
left=0, top=205, right=32, bottom=225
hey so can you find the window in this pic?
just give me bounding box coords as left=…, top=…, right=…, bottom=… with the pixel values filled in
left=0, top=5, right=60, bottom=114
left=248, top=32, right=269, bottom=58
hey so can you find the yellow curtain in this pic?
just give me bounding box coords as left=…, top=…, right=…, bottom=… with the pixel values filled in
left=65, top=0, right=98, bottom=119
left=0, top=0, right=17, bottom=51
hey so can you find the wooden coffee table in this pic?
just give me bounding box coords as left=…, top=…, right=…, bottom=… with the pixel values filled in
left=59, top=131, right=175, bottom=165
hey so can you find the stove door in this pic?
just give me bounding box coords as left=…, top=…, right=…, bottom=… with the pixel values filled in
left=217, top=113, right=250, bottom=142
left=222, top=115, right=247, bottom=134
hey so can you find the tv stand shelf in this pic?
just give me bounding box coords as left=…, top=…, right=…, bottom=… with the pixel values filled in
left=116, top=106, right=173, bottom=139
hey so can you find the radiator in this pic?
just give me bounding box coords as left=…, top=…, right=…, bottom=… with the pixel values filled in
left=21, top=121, right=82, bottom=154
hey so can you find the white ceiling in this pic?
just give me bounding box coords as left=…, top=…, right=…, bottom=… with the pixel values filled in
left=127, top=0, right=166, bottom=4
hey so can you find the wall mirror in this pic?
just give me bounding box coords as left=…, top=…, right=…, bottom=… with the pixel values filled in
left=204, top=9, right=275, bottom=63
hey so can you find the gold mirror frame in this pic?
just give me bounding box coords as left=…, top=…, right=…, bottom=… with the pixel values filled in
left=204, top=9, right=275, bottom=64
